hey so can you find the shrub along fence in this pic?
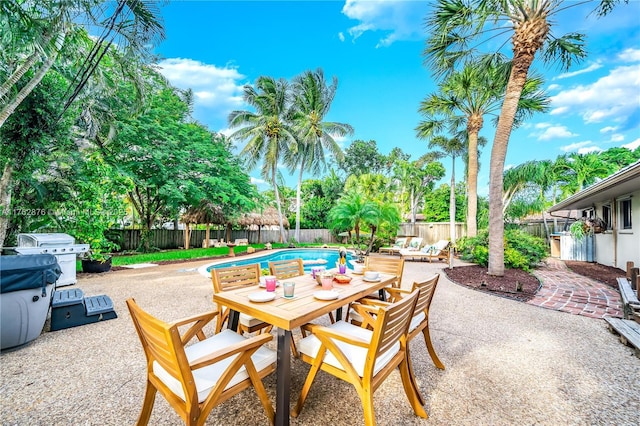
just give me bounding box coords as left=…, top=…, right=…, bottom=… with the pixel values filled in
left=109, top=228, right=338, bottom=251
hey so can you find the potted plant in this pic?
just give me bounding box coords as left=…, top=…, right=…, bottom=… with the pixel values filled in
left=569, top=219, right=592, bottom=239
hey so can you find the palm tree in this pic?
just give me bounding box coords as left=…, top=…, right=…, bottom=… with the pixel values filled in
left=423, top=136, right=466, bottom=268
left=0, top=0, right=164, bottom=128
left=416, top=62, right=547, bottom=237
left=328, top=190, right=377, bottom=251
left=424, top=0, right=625, bottom=276
left=392, top=158, right=445, bottom=226
left=288, top=69, right=353, bottom=242
left=228, top=76, right=296, bottom=243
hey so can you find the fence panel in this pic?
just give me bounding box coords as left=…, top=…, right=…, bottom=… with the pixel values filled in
left=397, top=222, right=466, bottom=246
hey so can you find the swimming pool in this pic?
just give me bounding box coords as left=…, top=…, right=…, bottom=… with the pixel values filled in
left=198, top=248, right=354, bottom=277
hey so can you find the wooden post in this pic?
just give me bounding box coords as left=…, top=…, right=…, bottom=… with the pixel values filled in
left=627, top=261, right=635, bottom=279
left=631, top=267, right=639, bottom=291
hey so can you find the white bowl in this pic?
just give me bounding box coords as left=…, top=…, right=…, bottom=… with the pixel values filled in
left=352, top=264, right=364, bottom=273
left=364, top=271, right=379, bottom=280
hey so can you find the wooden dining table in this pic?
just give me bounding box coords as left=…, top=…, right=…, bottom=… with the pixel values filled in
left=213, top=271, right=397, bottom=426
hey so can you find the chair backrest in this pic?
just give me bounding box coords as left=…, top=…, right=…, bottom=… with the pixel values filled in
left=407, top=238, right=423, bottom=249
left=212, top=264, right=260, bottom=294
left=368, top=289, right=419, bottom=366
left=394, top=237, right=407, bottom=248
left=269, top=258, right=304, bottom=279
left=433, top=240, right=449, bottom=251
left=412, top=274, right=440, bottom=316
left=126, top=299, right=197, bottom=404
left=365, top=255, right=404, bottom=287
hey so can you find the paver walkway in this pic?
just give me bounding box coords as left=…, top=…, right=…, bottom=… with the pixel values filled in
left=528, top=257, right=622, bottom=319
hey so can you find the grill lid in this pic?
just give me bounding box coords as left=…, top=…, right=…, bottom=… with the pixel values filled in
left=17, top=233, right=75, bottom=247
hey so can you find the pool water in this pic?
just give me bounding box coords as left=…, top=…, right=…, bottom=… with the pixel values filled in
left=202, top=248, right=353, bottom=276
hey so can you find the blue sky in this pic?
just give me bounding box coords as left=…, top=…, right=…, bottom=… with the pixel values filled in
left=154, top=0, right=640, bottom=195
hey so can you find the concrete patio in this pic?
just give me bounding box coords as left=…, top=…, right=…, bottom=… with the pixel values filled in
left=1, top=257, right=638, bottom=425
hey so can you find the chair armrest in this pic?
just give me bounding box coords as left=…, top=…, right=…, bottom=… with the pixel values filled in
left=190, top=333, right=273, bottom=370
left=302, top=323, right=370, bottom=348
left=171, top=311, right=218, bottom=343
left=351, top=303, right=383, bottom=330
left=385, top=287, right=411, bottom=302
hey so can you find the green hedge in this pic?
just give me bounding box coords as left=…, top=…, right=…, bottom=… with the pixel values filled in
left=457, top=229, right=548, bottom=271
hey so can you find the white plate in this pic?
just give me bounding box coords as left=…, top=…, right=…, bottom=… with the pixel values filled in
left=248, top=291, right=276, bottom=302
left=363, top=277, right=381, bottom=282
left=259, top=281, right=280, bottom=288
left=313, top=290, right=340, bottom=301
left=351, top=270, right=364, bottom=275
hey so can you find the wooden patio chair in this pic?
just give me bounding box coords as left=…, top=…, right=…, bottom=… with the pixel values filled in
left=292, top=289, right=426, bottom=425
left=346, top=255, right=405, bottom=324
left=211, top=264, right=273, bottom=335
left=269, top=258, right=333, bottom=356
left=126, top=298, right=276, bottom=426
left=356, top=274, right=445, bottom=405
left=268, top=258, right=304, bottom=279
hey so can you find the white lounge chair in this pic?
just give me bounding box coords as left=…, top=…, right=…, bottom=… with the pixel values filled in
left=400, top=240, right=449, bottom=262
left=378, top=237, right=408, bottom=255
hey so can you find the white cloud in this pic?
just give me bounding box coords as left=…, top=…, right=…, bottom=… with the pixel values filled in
left=560, top=141, right=593, bottom=152
left=622, top=138, right=640, bottom=150
left=600, top=126, right=618, bottom=134
left=618, top=48, right=640, bottom=62
left=609, top=134, right=624, bottom=143
left=547, top=84, right=561, bottom=91
left=535, top=125, right=578, bottom=141
left=554, top=61, right=602, bottom=80
left=577, top=146, right=603, bottom=154
left=338, top=32, right=345, bottom=42
left=534, top=122, right=551, bottom=129
left=250, top=177, right=268, bottom=187
left=341, top=0, right=427, bottom=47
left=550, top=106, right=569, bottom=115
left=157, top=58, right=246, bottom=130
left=549, top=64, right=640, bottom=124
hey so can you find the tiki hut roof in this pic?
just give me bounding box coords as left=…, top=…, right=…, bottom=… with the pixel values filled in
left=181, top=201, right=227, bottom=225
left=237, top=207, right=289, bottom=229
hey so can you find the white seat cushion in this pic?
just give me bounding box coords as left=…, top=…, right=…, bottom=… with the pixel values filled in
left=153, top=329, right=276, bottom=403
left=297, top=320, right=400, bottom=377
left=408, top=311, right=425, bottom=333
left=239, top=313, right=265, bottom=328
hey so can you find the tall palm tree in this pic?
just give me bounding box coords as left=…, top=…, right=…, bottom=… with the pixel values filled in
left=424, top=0, right=625, bottom=276
left=416, top=62, right=547, bottom=237
left=0, top=0, right=164, bottom=128
left=289, top=69, right=353, bottom=242
left=228, top=76, right=296, bottom=243
left=423, top=136, right=465, bottom=268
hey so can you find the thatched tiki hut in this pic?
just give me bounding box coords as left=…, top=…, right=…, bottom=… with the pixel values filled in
left=181, top=202, right=227, bottom=249
left=237, top=207, right=289, bottom=243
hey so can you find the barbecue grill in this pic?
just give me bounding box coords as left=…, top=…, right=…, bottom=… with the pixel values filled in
left=15, top=233, right=89, bottom=287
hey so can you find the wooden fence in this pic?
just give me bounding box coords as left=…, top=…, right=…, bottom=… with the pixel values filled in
left=108, top=224, right=477, bottom=251
left=109, top=228, right=338, bottom=251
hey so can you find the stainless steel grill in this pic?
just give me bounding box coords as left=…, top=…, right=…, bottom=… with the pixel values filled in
left=15, top=233, right=89, bottom=287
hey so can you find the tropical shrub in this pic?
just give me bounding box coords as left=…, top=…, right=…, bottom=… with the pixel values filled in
left=457, top=229, right=547, bottom=271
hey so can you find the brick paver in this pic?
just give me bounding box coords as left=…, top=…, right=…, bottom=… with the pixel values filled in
left=529, top=257, right=622, bottom=319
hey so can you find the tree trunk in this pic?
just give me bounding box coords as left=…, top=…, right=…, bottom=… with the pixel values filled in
left=488, top=57, right=532, bottom=276
left=295, top=159, right=305, bottom=243
left=271, top=166, right=287, bottom=243
left=0, top=163, right=14, bottom=247
left=449, top=156, right=456, bottom=269
left=466, top=116, right=482, bottom=238
left=0, top=26, right=67, bottom=129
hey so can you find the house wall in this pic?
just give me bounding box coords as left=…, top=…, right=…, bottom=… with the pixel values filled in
left=591, top=188, right=640, bottom=269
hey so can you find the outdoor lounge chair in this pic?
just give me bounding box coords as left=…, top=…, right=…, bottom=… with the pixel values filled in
left=378, top=237, right=408, bottom=255
left=400, top=240, right=449, bottom=263
left=292, top=289, right=427, bottom=425
left=126, top=298, right=276, bottom=426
